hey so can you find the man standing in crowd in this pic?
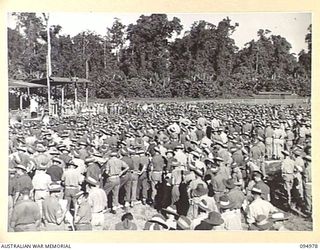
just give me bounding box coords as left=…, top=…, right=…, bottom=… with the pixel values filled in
left=7, top=101, right=312, bottom=231
left=10, top=187, right=41, bottom=232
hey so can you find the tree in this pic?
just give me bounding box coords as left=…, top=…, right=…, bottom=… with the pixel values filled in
left=123, top=14, right=183, bottom=86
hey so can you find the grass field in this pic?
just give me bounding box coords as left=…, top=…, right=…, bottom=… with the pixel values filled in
left=87, top=97, right=310, bottom=106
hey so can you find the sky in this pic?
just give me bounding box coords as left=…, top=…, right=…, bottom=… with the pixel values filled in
left=7, top=12, right=311, bottom=55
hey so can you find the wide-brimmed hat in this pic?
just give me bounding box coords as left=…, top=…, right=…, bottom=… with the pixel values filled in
left=36, top=144, right=46, bottom=152
left=165, top=149, right=175, bottom=156
left=171, top=160, right=181, bottom=168
left=223, top=178, right=235, bottom=189
left=269, top=212, right=290, bottom=222
left=27, top=146, right=36, bottom=154
left=252, top=169, right=264, bottom=178
left=196, top=199, right=211, bottom=212
left=16, top=146, right=27, bottom=152
left=303, top=155, right=311, bottom=162
left=14, top=164, right=27, bottom=171
left=110, top=151, right=118, bottom=157
left=85, top=157, right=96, bottom=165
left=204, top=211, right=224, bottom=226
left=52, top=157, right=63, bottom=165
left=293, top=150, right=302, bottom=156
left=75, top=191, right=85, bottom=199
left=67, top=159, right=78, bottom=167
left=154, top=147, right=161, bottom=153
left=177, top=216, right=192, bottom=230
left=251, top=186, right=262, bottom=195
left=219, top=195, right=236, bottom=210
left=162, top=205, right=179, bottom=217
left=190, top=151, right=200, bottom=159
left=204, top=158, right=215, bottom=165
left=48, top=148, right=60, bottom=155
left=281, top=150, right=290, bottom=156
left=193, top=183, right=208, bottom=197
left=149, top=214, right=168, bottom=229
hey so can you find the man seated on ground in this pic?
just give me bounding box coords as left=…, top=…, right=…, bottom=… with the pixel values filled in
left=115, top=212, right=138, bottom=230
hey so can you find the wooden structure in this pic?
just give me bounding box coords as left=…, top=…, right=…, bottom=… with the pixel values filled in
left=8, top=79, right=47, bottom=110
left=30, top=77, right=91, bottom=108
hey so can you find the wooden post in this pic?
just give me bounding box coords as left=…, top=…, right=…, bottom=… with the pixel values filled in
left=61, top=86, right=65, bottom=114
left=20, top=94, right=23, bottom=110
left=74, top=82, right=78, bottom=103
left=85, top=82, right=88, bottom=106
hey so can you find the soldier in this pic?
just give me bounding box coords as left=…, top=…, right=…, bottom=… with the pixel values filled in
left=103, top=151, right=129, bottom=211
left=42, top=183, right=66, bottom=231
left=10, top=187, right=41, bottom=232
left=280, top=150, right=295, bottom=207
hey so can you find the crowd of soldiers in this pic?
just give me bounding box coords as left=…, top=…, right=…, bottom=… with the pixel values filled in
left=8, top=101, right=312, bottom=231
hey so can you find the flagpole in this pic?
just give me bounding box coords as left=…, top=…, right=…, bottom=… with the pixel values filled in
left=43, top=13, right=51, bottom=116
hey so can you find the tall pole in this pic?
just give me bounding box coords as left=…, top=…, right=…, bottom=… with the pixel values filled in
left=43, top=13, right=52, bottom=115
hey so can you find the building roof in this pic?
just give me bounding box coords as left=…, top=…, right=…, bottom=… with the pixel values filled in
left=9, top=79, right=47, bottom=89
left=258, top=91, right=293, bottom=95
left=30, top=77, right=91, bottom=86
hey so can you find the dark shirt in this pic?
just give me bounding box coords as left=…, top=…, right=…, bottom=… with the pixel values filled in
left=86, top=164, right=101, bottom=182
left=16, top=173, right=33, bottom=193
left=227, top=188, right=245, bottom=209
left=195, top=221, right=214, bottom=230
left=11, top=199, right=41, bottom=227
left=255, top=180, right=270, bottom=201
left=75, top=201, right=92, bottom=225
left=152, top=154, right=165, bottom=172
left=46, top=165, right=64, bottom=182
left=122, top=156, right=134, bottom=171
left=9, top=175, right=18, bottom=196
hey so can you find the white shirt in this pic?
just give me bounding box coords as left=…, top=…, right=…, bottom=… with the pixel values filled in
left=247, top=197, right=278, bottom=224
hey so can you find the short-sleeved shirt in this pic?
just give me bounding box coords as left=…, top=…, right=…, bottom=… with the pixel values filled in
left=115, top=221, right=138, bottom=230
left=210, top=171, right=226, bottom=193
left=152, top=154, right=165, bottom=172
left=286, top=131, right=295, bottom=141
left=32, top=171, right=52, bottom=191
left=131, top=155, right=140, bottom=171
left=42, top=196, right=64, bottom=224
left=86, top=164, right=101, bottom=182
left=106, top=157, right=128, bottom=176
left=250, top=146, right=262, bottom=160
left=62, top=168, right=83, bottom=187
left=221, top=210, right=242, bottom=230
left=246, top=197, right=277, bottom=224
left=227, top=188, right=245, bottom=209
left=139, top=156, right=149, bottom=171
left=88, top=187, right=107, bottom=213
left=9, top=175, right=18, bottom=196
left=16, top=173, right=33, bottom=193
left=10, top=199, right=41, bottom=227
left=46, top=165, right=64, bottom=182
left=122, top=156, right=134, bottom=170
left=75, top=201, right=92, bottom=224
left=265, top=127, right=274, bottom=138
left=281, top=158, right=295, bottom=174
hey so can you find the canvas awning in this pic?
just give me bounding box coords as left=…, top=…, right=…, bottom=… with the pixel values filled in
left=9, top=79, right=47, bottom=89
left=30, top=77, right=90, bottom=86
